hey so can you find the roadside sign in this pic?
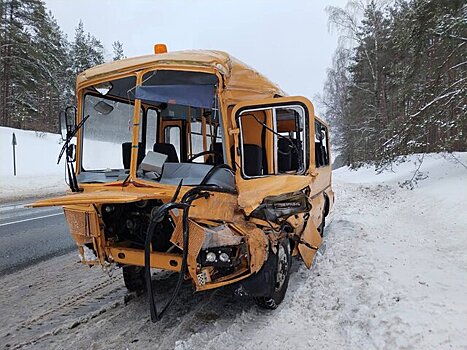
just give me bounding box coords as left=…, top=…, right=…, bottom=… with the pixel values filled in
left=12, top=133, right=17, bottom=176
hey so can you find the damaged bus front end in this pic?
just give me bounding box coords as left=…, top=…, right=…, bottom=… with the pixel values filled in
left=32, top=47, right=334, bottom=321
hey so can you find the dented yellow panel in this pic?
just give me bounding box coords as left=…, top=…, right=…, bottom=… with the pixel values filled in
left=170, top=218, right=206, bottom=282
left=236, top=175, right=313, bottom=215
left=298, top=223, right=322, bottom=268
left=29, top=190, right=158, bottom=207
left=189, top=191, right=238, bottom=222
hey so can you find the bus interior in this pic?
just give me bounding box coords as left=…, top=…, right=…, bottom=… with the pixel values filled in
left=78, top=69, right=312, bottom=190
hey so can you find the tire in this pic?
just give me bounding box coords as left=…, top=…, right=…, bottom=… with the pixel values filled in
left=122, top=265, right=146, bottom=293
left=319, top=196, right=329, bottom=238
left=255, top=238, right=292, bottom=310
left=318, top=216, right=325, bottom=237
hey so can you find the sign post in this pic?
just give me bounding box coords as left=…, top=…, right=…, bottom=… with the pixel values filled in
left=12, top=132, right=17, bottom=176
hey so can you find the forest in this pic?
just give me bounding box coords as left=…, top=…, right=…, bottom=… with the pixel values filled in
left=0, top=0, right=124, bottom=132
left=321, top=0, right=466, bottom=168
left=1, top=0, right=466, bottom=167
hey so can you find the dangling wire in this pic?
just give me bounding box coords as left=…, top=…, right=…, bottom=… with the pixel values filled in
left=144, top=186, right=209, bottom=322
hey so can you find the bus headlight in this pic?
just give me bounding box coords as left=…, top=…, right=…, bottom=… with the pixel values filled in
left=205, top=251, right=217, bottom=263
left=219, top=252, right=230, bottom=263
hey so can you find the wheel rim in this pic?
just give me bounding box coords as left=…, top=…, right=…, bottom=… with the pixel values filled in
left=275, top=244, right=288, bottom=291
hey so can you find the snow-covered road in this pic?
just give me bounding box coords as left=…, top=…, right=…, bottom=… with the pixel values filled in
left=0, top=153, right=466, bottom=350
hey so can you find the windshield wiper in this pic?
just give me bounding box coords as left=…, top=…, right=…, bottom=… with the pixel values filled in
left=57, top=114, right=90, bottom=192
left=57, top=114, right=90, bottom=164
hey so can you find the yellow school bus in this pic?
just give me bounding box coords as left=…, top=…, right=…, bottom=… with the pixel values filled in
left=32, top=45, right=334, bottom=321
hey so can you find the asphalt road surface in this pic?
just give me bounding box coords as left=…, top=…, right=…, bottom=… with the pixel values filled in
left=0, top=199, right=74, bottom=276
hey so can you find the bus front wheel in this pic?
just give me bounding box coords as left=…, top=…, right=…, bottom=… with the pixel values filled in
left=254, top=238, right=291, bottom=310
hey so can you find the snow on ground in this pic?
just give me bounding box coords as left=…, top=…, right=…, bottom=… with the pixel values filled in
left=176, top=153, right=467, bottom=349
left=0, top=152, right=466, bottom=349
left=0, top=127, right=67, bottom=202
left=0, top=126, right=126, bottom=202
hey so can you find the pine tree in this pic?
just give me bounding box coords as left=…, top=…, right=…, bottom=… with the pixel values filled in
left=0, top=1, right=108, bottom=132
left=348, top=1, right=392, bottom=163
left=70, top=20, right=104, bottom=76
left=383, top=0, right=467, bottom=160
left=31, top=9, right=71, bottom=131
left=112, top=40, right=125, bottom=61
left=0, top=0, right=48, bottom=128
left=322, top=0, right=466, bottom=168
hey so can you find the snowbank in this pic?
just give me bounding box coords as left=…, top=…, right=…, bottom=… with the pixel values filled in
left=0, top=126, right=126, bottom=202
left=334, top=152, right=467, bottom=186
left=334, top=152, right=467, bottom=218
left=0, top=127, right=67, bottom=202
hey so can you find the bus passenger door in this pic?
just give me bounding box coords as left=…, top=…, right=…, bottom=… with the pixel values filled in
left=230, top=96, right=323, bottom=268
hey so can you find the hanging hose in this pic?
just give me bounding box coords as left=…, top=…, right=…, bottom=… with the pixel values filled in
left=144, top=187, right=210, bottom=322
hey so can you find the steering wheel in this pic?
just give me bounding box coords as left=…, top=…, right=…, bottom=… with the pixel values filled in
left=187, top=150, right=222, bottom=163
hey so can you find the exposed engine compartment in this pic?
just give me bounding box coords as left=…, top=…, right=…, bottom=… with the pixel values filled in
left=101, top=200, right=176, bottom=252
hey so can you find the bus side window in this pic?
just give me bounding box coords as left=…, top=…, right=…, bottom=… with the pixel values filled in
left=238, top=105, right=308, bottom=178
left=321, top=125, right=329, bottom=166
left=315, top=121, right=329, bottom=167
left=146, top=109, right=158, bottom=153
left=164, top=126, right=181, bottom=160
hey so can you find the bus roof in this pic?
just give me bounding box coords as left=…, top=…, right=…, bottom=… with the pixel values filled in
left=77, top=50, right=286, bottom=105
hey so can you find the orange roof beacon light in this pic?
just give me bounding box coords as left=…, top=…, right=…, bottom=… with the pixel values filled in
left=154, top=43, right=168, bottom=54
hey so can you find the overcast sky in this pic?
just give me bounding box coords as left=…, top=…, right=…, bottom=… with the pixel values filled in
left=44, top=0, right=348, bottom=115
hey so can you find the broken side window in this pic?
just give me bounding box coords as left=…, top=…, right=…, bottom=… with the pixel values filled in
left=238, top=105, right=309, bottom=178
left=314, top=120, right=329, bottom=167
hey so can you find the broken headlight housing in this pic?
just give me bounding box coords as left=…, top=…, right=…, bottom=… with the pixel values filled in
left=198, top=225, right=247, bottom=275
left=199, top=246, right=242, bottom=268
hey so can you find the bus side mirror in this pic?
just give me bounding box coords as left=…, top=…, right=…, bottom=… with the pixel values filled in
left=59, top=106, right=77, bottom=140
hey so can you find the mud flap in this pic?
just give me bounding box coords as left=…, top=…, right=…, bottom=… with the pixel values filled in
left=298, top=223, right=322, bottom=268
left=234, top=245, right=276, bottom=297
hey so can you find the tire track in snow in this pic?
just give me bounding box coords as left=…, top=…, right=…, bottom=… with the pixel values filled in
left=5, top=276, right=125, bottom=350
left=16, top=275, right=123, bottom=331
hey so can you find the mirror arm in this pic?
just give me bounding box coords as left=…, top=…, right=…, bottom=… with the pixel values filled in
left=69, top=162, right=79, bottom=192
left=66, top=162, right=75, bottom=192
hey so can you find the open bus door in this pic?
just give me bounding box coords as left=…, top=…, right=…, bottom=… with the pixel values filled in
left=230, top=96, right=323, bottom=268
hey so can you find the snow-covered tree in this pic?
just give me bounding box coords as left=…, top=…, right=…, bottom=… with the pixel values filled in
left=112, top=40, right=125, bottom=61
left=70, top=20, right=104, bottom=75
left=0, top=0, right=61, bottom=129
left=322, top=0, right=467, bottom=168
left=0, top=1, right=109, bottom=133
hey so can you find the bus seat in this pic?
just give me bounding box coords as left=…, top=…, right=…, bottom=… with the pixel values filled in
left=243, top=144, right=263, bottom=176
left=153, top=143, right=179, bottom=162
left=315, top=142, right=323, bottom=167
left=278, top=138, right=292, bottom=172
left=207, top=142, right=224, bottom=165
left=290, top=139, right=302, bottom=170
